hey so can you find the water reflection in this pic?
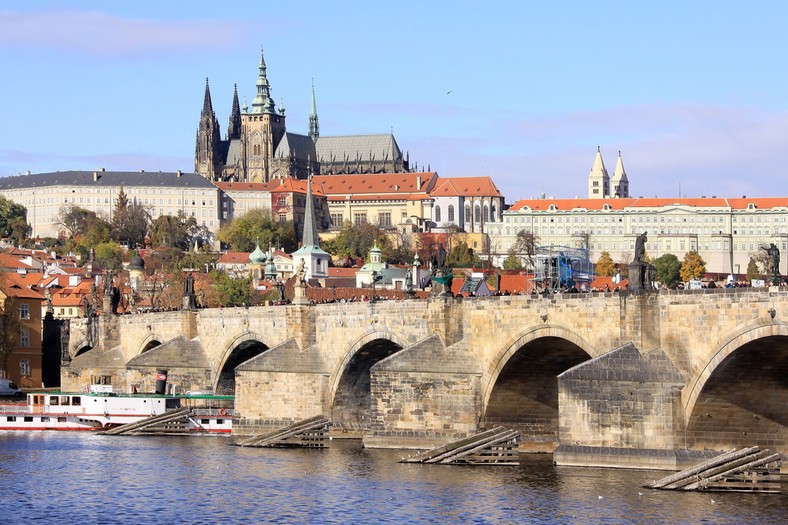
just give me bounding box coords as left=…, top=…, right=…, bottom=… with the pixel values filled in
left=0, top=434, right=785, bottom=524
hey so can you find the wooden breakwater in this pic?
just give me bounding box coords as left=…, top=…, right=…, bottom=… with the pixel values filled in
left=400, top=426, right=519, bottom=465
left=234, top=415, right=331, bottom=448
left=647, top=447, right=781, bottom=493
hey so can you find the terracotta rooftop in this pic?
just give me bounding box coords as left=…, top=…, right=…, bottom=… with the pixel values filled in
left=509, top=196, right=788, bottom=212
left=429, top=176, right=503, bottom=198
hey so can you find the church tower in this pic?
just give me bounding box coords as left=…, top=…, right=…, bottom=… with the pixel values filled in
left=194, top=78, right=223, bottom=180
left=611, top=150, right=630, bottom=198
left=227, top=84, right=242, bottom=140
left=587, top=147, right=610, bottom=199
left=241, top=48, right=287, bottom=183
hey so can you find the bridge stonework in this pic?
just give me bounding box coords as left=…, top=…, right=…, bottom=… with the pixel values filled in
left=64, top=289, right=788, bottom=470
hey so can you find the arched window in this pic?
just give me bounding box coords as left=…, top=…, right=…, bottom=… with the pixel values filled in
left=465, top=205, right=471, bottom=223
left=483, top=205, right=489, bottom=222
left=490, top=204, right=497, bottom=221
left=474, top=205, right=481, bottom=223
left=448, top=205, right=455, bottom=223
left=435, top=205, right=441, bottom=223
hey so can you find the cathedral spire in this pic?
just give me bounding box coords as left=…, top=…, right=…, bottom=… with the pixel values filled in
left=195, top=77, right=222, bottom=180
left=227, top=84, right=241, bottom=140
left=251, top=47, right=276, bottom=114
left=309, top=78, right=320, bottom=142
left=201, top=77, right=213, bottom=114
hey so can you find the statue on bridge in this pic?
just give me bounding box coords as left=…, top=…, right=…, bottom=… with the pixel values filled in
left=763, top=243, right=781, bottom=285
left=182, top=272, right=197, bottom=310
left=629, top=232, right=653, bottom=293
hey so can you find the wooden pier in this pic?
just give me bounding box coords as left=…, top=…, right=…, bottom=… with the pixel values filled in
left=400, top=426, right=520, bottom=465
left=101, top=407, right=194, bottom=436
left=235, top=415, right=331, bottom=448
left=647, top=447, right=782, bottom=493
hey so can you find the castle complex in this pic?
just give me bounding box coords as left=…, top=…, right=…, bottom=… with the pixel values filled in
left=195, top=50, right=411, bottom=183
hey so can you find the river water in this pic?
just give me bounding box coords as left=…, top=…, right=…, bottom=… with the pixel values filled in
left=1, top=433, right=785, bottom=524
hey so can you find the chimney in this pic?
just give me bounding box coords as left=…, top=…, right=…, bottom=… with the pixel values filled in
left=93, top=172, right=100, bottom=181
left=177, top=170, right=182, bottom=178
left=25, top=170, right=30, bottom=176
left=100, top=167, right=106, bottom=172
left=140, top=169, right=145, bottom=173
left=416, top=176, right=422, bottom=190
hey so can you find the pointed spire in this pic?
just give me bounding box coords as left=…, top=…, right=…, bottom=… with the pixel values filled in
left=612, top=150, right=630, bottom=198
left=302, top=175, right=319, bottom=249
left=251, top=47, right=276, bottom=114
left=309, top=78, right=320, bottom=142
left=227, top=84, right=241, bottom=140
left=588, top=146, right=610, bottom=199
left=201, top=78, right=213, bottom=114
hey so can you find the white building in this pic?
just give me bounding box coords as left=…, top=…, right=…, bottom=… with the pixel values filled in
left=429, top=176, right=505, bottom=233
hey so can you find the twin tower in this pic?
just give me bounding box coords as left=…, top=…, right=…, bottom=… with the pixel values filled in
left=587, top=147, right=630, bottom=199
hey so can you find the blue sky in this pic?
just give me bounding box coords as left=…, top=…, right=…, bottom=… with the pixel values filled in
left=2, top=2, right=788, bottom=203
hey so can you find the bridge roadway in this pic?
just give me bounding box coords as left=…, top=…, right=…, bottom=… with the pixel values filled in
left=64, top=288, right=788, bottom=469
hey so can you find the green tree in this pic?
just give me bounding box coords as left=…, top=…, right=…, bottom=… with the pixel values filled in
left=0, top=297, right=20, bottom=377
left=0, top=196, right=28, bottom=243
left=211, top=271, right=253, bottom=306
left=218, top=208, right=296, bottom=253
left=653, top=253, right=682, bottom=288
left=94, top=242, right=125, bottom=271
left=449, top=240, right=480, bottom=268
left=149, top=212, right=198, bottom=250
left=596, top=251, right=617, bottom=277
left=680, top=251, right=706, bottom=282
left=746, top=256, right=761, bottom=282
left=502, top=249, right=523, bottom=270
left=111, top=187, right=150, bottom=247
left=322, top=220, right=382, bottom=260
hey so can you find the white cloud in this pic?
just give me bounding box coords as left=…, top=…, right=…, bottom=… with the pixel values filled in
left=0, top=9, right=250, bottom=55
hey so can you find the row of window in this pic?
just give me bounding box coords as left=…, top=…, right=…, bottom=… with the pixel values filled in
left=435, top=204, right=498, bottom=224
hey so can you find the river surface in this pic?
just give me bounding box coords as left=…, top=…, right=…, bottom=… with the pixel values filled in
left=0, top=433, right=785, bottom=524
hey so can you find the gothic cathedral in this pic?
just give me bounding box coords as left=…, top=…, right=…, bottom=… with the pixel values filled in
left=195, top=49, right=412, bottom=183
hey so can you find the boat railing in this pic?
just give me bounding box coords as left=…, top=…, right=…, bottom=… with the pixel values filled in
left=193, top=407, right=235, bottom=418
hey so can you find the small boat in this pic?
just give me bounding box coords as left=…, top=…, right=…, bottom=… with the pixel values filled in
left=0, top=387, right=234, bottom=434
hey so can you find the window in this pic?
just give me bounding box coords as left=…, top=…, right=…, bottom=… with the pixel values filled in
left=20, top=328, right=29, bottom=347
left=435, top=206, right=441, bottom=222
left=448, top=205, right=455, bottom=223
left=278, top=214, right=287, bottom=223
left=20, top=304, right=29, bottom=319
left=330, top=213, right=343, bottom=228
left=278, top=196, right=287, bottom=206
left=379, top=212, right=392, bottom=227
left=19, top=359, right=30, bottom=377
left=354, top=213, right=367, bottom=226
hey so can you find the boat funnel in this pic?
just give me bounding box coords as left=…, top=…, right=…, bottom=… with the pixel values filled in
left=155, top=370, right=168, bottom=395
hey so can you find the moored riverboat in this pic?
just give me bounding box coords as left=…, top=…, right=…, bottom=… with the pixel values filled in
left=0, top=388, right=234, bottom=434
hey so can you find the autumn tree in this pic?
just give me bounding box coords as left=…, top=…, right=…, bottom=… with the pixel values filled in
left=94, top=242, right=125, bottom=271
left=111, top=187, right=150, bottom=247
left=514, top=230, right=539, bottom=271
left=322, top=220, right=384, bottom=260
left=680, top=251, right=706, bottom=282
left=595, top=251, right=617, bottom=277
left=149, top=212, right=199, bottom=250
left=653, top=253, right=682, bottom=288
left=448, top=240, right=480, bottom=268
left=746, top=256, right=761, bottom=282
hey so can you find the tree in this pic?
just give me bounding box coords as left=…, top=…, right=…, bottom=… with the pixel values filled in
left=211, top=271, right=253, bottom=306
left=111, top=187, right=150, bottom=247
left=0, top=196, right=29, bottom=245
left=746, top=256, right=761, bottom=282
left=502, top=249, right=523, bottom=270
left=448, top=240, right=480, bottom=268
left=149, top=212, right=198, bottom=250
left=94, top=242, right=125, bottom=271
left=0, top=296, right=21, bottom=377
left=653, top=253, right=682, bottom=288
left=514, top=230, right=539, bottom=271
left=58, top=205, right=113, bottom=255
left=218, top=208, right=296, bottom=253
left=680, top=251, right=706, bottom=282
left=596, top=251, right=617, bottom=277
left=322, top=220, right=383, bottom=260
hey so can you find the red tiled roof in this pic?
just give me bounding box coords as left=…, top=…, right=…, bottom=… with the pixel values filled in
left=0, top=253, right=34, bottom=270
left=314, top=172, right=438, bottom=197
left=509, top=196, right=788, bottom=212
left=328, top=267, right=358, bottom=277
left=217, top=252, right=251, bottom=264
left=270, top=178, right=325, bottom=196
left=429, top=177, right=502, bottom=198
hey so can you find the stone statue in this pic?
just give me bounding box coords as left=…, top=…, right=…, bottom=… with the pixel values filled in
left=104, top=270, right=114, bottom=296
left=110, top=285, right=121, bottom=315
left=295, top=259, right=306, bottom=284
left=763, top=243, right=781, bottom=284
left=277, top=280, right=285, bottom=302
left=633, top=232, right=647, bottom=264
left=184, top=272, right=195, bottom=296
left=405, top=269, right=413, bottom=291
left=436, top=243, right=447, bottom=270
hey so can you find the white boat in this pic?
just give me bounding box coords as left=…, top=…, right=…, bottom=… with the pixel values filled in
left=0, top=389, right=234, bottom=434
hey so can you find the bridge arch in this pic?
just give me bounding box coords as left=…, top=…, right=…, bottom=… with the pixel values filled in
left=212, top=331, right=271, bottom=395
left=328, top=330, right=410, bottom=435
left=69, top=339, right=93, bottom=360
left=136, top=334, right=163, bottom=356
left=482, top=324, right=594, bottom=451
left=683, top=321, right=788, bottom=451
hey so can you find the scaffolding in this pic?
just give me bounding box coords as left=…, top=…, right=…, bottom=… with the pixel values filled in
left=532, top=245, right=594, bottom=292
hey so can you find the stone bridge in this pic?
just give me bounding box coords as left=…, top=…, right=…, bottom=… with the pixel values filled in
left=63, top=289, right=788, bottom=469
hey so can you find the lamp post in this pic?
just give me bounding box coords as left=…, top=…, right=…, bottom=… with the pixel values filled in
left=371, top=270, right=381, bottom=303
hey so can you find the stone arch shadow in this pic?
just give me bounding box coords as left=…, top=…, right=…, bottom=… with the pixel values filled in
left=481, top=325, right=595, bottom=451
left=682, top=321, right=788, bottom=452
left=135, top=333, right=164, bottom=356
left=69, top=339, right=93, bottom=359
left=211, top=331, right=271, bottom=394
left=327, top=330, right=411, bottom=433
